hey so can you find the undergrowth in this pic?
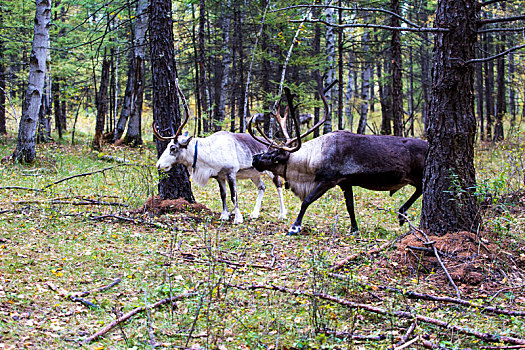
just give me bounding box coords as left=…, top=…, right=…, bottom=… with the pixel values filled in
left=0, top=130, right=524, bottom=349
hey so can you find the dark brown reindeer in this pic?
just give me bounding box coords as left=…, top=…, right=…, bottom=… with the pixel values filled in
left=249, top=83, right=428, bottom=235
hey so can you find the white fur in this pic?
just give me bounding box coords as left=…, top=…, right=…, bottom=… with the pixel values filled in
left=156, top=131, right=286, bottom=222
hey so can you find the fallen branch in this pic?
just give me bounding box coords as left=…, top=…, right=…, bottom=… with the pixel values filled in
left=216, top=257, right=275, bottom=270
left=396, top=210, right=461, bottom=298
left=228, top=283, right=525, bottom=345
left=328, top=273, right=525, bottom=317
left=90, top=214, right=168, bottom=229
left=0, top=186, right=43, bottom=192
left=392, top=322, right=417, bottom=349
left=77, top=278, right=122, bottom=298
left=330, top=240, right=393, bottom=271
left=320, top=329, right=386, bottom=341
left=43, top=165, right=126, bottom=190
left=47, top=282, right=99, bottom=309
left=82, top=289, right=198, bottom=344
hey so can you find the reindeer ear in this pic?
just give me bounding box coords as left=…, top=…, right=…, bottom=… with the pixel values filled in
left=179, top=135, right=193, bottom=148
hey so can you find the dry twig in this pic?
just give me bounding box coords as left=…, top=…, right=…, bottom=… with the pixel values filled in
left=82, top=290, right=197, bottom=344
left=228, top=283, right=525, bottom=345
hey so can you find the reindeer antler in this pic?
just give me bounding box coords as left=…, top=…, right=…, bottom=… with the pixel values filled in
left=287, top=79, right=337, bottom=145
left=248, top=80, right=337, bottom=153
left=247, top=88, right=302, bottom=152
left=152, top=78, right=191, bottom=141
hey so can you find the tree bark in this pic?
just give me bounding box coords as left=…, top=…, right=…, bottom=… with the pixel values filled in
left=476, top=61, right=484, bottom=140
left=356, top=59, right=370, bottom=135
left=312, top=3, right=321, bottom=138
left=92, top=54, right=110, bottom=151
left=53, top=80, right=63, bottom=139
left=390, top=0, right=403, bottom=137
left=198, top=0, right=210, bottom=133
left=214, top=0, right=231, bottom=132
left=508, top=52, right=516, bottom=129
left=379, top=46, right=393, bottom=135
left=493, top=40, right=505, bottom=142
left=484, top=33, right=494, bottom=140
left=123, top=0, right=148, bottom=147
left=323, top=2, right=335, bottom=134
left=0, top=7, right=5, bottom=135
left=337, top=0, right=344, bottom=131
left=14, top=0, right=51, bottom=163
left=420, top=0, right=480, bottom=235
left=344, top=55, right=355, bottom=133
left=150, top=0, right=194, bottom=202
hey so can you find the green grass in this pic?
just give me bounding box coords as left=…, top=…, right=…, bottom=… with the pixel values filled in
left=0, top=129, right=524, bottom=349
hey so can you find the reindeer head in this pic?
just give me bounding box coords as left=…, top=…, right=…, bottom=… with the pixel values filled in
left=249, top=80, right=335, bottom=171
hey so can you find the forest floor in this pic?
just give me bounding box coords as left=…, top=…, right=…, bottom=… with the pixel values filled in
left=0, top=132, right=525, bottom=349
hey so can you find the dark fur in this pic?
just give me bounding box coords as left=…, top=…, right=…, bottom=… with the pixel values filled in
left=253, top=131, right=428, bottom=234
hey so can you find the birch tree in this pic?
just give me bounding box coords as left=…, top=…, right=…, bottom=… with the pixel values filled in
left=14, top=0, right=51, bottom=163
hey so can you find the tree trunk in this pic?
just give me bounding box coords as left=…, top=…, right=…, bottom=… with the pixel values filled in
left=115, top=52, right=133, bottom=141
left=337, top=0, right=344, bottom=130
left=357, top=60, right=371, bottom=135
left=123, top=0, right=148, bottom=146
left=391, top=0, right=403, bottom=137
left=198, top=0, right=210, bottom=133
left=408, top=47, right=415, bottom=137
left=493, top=40, right=505, bottom=142
left=416, top=0, right=431, bottom=134
left=484, top=33, right=494, bottom=140
left=420, top=0, right=480, bottom=235
left=150, top=0, right=194, bottom=202
left=214, top=0, right=231, bottom=132
left=53, top=80, right=63, bottom=139
left=379, top=49, right=393, bottom=135
left=14, top=0, right=51, bottom=163
left=476, top=61, right=484, bottom=141
left=344, top=55, right=355, bottom=133
left=313, top=4, right=321, bottom=138
left=0, top=7, right=5, bottom=135
left=508, top=52, right=516, bottom=129
left=234, top=2, right=245, bottom=133
left=323, top=3, right=335, bottom=134
left=92, top=54, right=110, bottom=151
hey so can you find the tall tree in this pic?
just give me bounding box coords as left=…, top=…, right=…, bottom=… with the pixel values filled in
left=323, top=3, right=335, bottom=134
left=390, top=0, right=404, bottom=136
left=123, top=0, right=148, bottom=146
left=0, top=6, right=5, bottom=135
left=494, top=39, right=506, bottom=141
left=92, top=53, right=110, bottom=151
left=420, top=0, right=480, bottom=235
left=13, top=0, right=51, bottom=163
left=150, top=0, right=194, bottom=202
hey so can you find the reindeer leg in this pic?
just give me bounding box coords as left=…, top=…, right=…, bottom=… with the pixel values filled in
left=216, top=177, right=230, bottom=221
left=270, top=173, right=287, bottom=219
left=227, top=173, right=243, bottom=224
left=398, top=186, right=422, bottom=226
left=339, top=184, right=359, bottom=232
left=250, top=176, right=265, bottom=219
left=289, top=180, right=337, bottom=235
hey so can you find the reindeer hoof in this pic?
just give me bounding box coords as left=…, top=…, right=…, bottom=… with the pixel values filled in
left=249, top=212, right=260, bottom=219
left=287, top=225, right=301, bottom=235
left=220, top=212, right=230, bottom=221
left=350, top=225, right=359, bottom=233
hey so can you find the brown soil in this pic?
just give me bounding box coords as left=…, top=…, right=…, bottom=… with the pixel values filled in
left=391, top=230, right=525, bottom=294
left=139, top=195, right=212, bottom=216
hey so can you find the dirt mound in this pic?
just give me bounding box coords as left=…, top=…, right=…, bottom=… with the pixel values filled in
left=140, top=196, right=211, bottom=216
left=392, top=231, right=525, bottom=293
